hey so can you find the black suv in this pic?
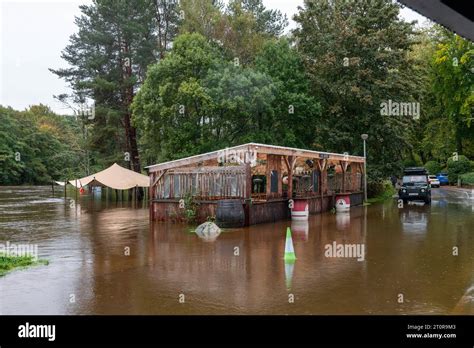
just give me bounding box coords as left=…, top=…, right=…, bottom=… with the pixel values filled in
left=399, top=167, right=431, bottom=205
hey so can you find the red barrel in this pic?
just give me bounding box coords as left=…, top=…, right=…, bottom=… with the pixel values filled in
left=291, top=199, right=309, bottom=221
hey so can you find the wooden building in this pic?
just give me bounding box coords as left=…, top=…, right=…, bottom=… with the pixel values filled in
left=147, top=143, right=365, bottom=225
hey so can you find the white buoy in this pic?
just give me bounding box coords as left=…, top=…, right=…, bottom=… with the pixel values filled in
left=335, top=195, right=350, bottom=212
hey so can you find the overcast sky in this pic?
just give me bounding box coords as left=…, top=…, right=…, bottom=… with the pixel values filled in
left=0, top=0, right=428, bottom=115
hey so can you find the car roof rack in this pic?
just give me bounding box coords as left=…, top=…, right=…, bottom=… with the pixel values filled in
left=404, top=167, right=427, bottom=175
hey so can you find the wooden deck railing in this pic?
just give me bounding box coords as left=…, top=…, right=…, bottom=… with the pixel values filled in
left=155, top=165, right=247, bottom=200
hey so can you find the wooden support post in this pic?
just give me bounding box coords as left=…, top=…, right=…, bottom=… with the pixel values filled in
left=244, top=162, right=251, bottom=226
left=135, top=185, right=138, bottom=207
left=64, top=179, right=67, bottom=199
left=75, top=180, right=78, bottom=201
left=284, top=155, right=296, bottom=199
left=357, top=162, right=363, bottom=192
left=149, top=173, right=154, bottom=221
left=340, top=161, right=349, bottom=193
left=52, top=181, right=54, bottom=195
left=288, top=157, right=294, bottom=199
left=317, top=159, right=327, bottom=211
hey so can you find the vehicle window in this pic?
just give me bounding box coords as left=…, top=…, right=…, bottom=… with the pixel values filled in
left=403, top=175, right=427, bottom=185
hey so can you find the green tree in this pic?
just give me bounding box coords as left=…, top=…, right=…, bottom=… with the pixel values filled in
left=179, top=0, right=224, bottom=39
left=240, top=0, right=288, bottom=36
left=424, top=160, right=442, bottom=175
left=204, top=63, right=277, bottom=145
left=0, top=105, right=83, bottom=185
left=447, top=155, right=472, bottom=184
left=132, top=33, right=220, bottom=162
left=431, top=28, right=474, bottom=156
left=51, top=0, right=181, bottom=173
left=293, top=0, right=419, bottom=179
left=254, top=38, right=321, bottom=148
left=180, top=0, right=287, bottom=66
left=132, top=34, right=320, bottom=163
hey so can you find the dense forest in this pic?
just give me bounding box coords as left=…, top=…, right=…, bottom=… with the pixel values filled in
left=1, top=0, right=473, bottom=189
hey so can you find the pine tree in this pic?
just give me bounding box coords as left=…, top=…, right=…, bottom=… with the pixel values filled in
left=50, top=0, right=180, bottom=172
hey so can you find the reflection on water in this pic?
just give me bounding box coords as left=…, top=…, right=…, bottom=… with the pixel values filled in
left=284, top=260, right=295, bottom=291
left=399, top=205, right=429, bottom=234
left=291, top=220, right=308, bottom=241
left=0, top=186, right=472, bottom=315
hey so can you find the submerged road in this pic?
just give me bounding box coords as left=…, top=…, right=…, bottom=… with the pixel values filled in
left=0, top=186, right=472, bottom=314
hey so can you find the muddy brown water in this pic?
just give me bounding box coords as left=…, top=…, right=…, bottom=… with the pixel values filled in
left=0, top=186, right=472, bottom=314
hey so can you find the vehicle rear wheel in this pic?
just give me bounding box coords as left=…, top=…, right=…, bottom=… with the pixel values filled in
left=425, top=197, right=431, bottom=205
left=403, top=199, right=408, bottom=205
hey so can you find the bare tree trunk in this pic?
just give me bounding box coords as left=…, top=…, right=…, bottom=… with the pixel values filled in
left=121, top=39, right=141, bottom=173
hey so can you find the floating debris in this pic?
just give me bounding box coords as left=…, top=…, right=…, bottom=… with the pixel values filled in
left=194, top=222, right=221, bottom=242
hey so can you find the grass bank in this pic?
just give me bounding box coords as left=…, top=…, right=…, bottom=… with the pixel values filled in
left=460, top=172, right=474, bottom=186
left=0, top=253, right=48, bottom=276
left=367, top=180, right=397, bottom=204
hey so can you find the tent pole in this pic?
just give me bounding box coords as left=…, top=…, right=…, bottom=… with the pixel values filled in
left=134, top=186, right=137, bottom=208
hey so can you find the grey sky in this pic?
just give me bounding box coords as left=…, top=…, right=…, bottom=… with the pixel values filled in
left=0, top=0, right=428, bottom=115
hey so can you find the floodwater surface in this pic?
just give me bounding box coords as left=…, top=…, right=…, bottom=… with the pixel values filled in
left=0, top=186, right=472, bottom=314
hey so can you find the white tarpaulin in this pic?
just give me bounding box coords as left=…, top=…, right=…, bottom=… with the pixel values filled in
left=67, top=163, right=149, bottom=190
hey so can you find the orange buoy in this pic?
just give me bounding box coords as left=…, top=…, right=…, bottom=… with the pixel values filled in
left=79, top=187, right=85, bottom=194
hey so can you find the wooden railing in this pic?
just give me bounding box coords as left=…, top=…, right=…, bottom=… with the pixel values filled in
left=155, top=165, right=247, bottom=200
left=328, top=173, right=362, bottom=193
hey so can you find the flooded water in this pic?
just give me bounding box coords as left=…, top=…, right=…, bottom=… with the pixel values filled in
left=0, top=186, right=472, bottom=315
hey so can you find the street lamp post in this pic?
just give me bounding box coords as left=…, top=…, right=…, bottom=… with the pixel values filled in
left=361, top=134, right=368, bottom=203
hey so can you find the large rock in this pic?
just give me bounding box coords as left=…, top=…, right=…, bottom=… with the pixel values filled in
left=195, top=222, right=221, bottom=242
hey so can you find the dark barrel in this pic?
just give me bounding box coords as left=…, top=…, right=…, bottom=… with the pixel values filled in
left=216, top=199, right=245, bottom=228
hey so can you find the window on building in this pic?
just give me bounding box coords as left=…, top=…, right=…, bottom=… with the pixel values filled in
left=270, top=170, right=278, bottom=193
left=313, top=171, right=319, bottom=192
